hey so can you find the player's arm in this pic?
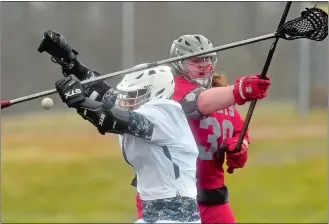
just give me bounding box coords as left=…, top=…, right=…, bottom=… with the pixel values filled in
left=77, top=98, right=154, bottom=139
left=55, top=75, right=154, bottom=140
left=197, top=75, right=271, bottom=115
left=38, top=30, right=118, bottom=104
left=197, top=85, right=235, bottom=115
left=174, top=86, right=235, bottom=118
left=176, top=75, right=271, bottom=117
left=60, top=59, right=119, bottom=104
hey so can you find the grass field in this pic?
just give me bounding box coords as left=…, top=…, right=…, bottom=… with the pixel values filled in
left=1, top=103, right=328, bottom=223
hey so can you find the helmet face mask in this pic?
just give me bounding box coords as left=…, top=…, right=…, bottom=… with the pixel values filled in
left=170, top=34, right=218, bottom=88
left=117, top=88, right=151, bottom=110
left=179, top=56, right=216, bottom=87
left=116, top=65, right=175, bottom=110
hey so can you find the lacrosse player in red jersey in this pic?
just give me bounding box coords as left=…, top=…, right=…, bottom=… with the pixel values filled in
left=133, top=34, right=271, bottom=223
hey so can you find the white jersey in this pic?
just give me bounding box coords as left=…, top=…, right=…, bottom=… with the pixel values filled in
left=118, top=99, right=199, bottom=201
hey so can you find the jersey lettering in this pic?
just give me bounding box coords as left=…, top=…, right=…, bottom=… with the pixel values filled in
left=197, top=117, right=234, bottom=160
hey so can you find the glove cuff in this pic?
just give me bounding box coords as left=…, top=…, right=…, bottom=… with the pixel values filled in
left=233, top=77, right=247, bottom=105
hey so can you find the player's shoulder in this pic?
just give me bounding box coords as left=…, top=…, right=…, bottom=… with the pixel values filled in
left=135, top=99, right=184, bottom=128
left=143, top=98, right=182, bottom=111
left=138, top=99, right=184, bottom=120
left=172, top=76, right=199, bottom=102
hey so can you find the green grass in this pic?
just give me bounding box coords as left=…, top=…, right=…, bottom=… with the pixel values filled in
left=226, top=137, right=328, bottom=223
left=2, top=157, right=137, bottom=223
left=1, top=103, right=328, bottom=223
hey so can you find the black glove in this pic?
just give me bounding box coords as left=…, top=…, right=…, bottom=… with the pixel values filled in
left=38, top=30, right=80, bottom=76
left=38, top=30, right=78, bottom=62
left=55, top=75, right=85, bottom=108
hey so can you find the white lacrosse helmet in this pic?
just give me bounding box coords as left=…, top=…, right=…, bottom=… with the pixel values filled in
left=116, top=64, right=175, bottom=110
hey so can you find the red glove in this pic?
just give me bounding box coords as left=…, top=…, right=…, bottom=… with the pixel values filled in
left=233, top=74, right=271, bottom=105
left=225, top=137, right=249, bottom=174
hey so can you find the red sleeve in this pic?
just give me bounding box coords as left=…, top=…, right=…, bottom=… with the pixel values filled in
left=232, top=107, right=250, bottom=144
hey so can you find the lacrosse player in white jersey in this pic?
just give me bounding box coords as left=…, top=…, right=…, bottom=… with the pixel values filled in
left=54, top=65, right=201, bottom=223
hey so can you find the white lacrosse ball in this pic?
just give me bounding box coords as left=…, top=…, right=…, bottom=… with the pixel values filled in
left=41, top=97, right=54, bottom=110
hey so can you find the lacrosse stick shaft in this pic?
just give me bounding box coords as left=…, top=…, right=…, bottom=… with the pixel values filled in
left=1, top=88, right=57, bottom=108
left=233, top=1, right=293, bottom=161
left=79, top=33, right=276, bottom=84
left=1, top=33, right=276, bottom=109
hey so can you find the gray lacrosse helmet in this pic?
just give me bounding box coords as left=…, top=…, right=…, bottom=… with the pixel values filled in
left=170, top=34, right=218, bottom=88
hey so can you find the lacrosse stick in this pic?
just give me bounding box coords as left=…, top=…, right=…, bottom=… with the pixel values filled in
left=227, top=1, right=292, bottom=174
left=227, top=4, right=328, bottom=174
left=1, top=6, right=327, bottom=109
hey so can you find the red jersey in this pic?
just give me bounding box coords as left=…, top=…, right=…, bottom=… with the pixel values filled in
left=172, top=76, right=249, bottom=189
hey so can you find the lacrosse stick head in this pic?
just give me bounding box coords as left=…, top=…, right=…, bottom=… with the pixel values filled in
left=279, top=7, right=328, bottom=41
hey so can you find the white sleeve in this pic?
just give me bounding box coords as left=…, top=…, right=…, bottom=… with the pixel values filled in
left=134, top=101, right=183, bottom=145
